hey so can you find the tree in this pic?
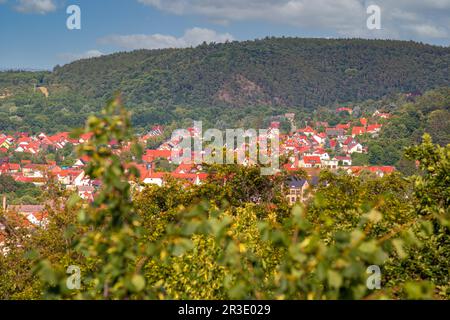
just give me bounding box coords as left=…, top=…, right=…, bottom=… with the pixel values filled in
left=0, top=100, right=446, bottom=300
left=351, top=153, right=369, bottom=166
left=425, top=109, right=450, bottom=146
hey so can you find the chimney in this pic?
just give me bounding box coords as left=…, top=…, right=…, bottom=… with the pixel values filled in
left=2, top=196, right=6, bottom=211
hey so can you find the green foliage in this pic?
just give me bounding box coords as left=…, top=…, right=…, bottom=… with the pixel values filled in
left=354, top=87, right=450, bottom=169
left=1, top=99, right=448, bottom=300
left=405, top=134, right=449, bottom=217
left=0, top=175, right=43, bottom=204
left=1, top=39, right=449, bottom=134
left=52, top=38, right=449, bottom=109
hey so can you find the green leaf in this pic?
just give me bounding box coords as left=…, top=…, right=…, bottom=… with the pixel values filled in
left=327, top=270, right=343, bottom=289
left=392, top=239, right=407, bottom=259
left=131, top=274, right=146, bottom=292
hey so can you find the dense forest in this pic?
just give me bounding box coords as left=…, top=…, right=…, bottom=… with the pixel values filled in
left=49, top=38, right=450, bottom=107
left=0, top=38, right=449, bottom=133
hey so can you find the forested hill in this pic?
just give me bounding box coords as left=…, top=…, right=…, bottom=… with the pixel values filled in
left=49, top=38, right=450, bottom=108
left=1, top=38, right=449, bottom=133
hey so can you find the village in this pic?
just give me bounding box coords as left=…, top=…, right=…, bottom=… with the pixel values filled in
left=0, top=108, right=396, bottom=234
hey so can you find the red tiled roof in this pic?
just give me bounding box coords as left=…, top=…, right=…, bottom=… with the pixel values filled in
left=145, top=172, right=167, bottom=179
left=336, top=123, right=350, bottom=130
left=143, top=149, right=172, bottom=162
left=57, top=169, right=83, bottom=177
left=329, top=140, right=337, bottom=148
left=367, top=124, right=382, bottom=132
left=303, top=156, right=321, bottom=164
left=336, top=156, right=352, bottom=161
left=296, top=146, right=310, bottom=154
left=336, top=107, right=352, bottom=112
left=350, top=166, right=396, bottom=174
left=80, top=132, right=93, bottom=141
left=352, top=127, right=366, bottom=135
left=174, top=163, right=194, bottom=174
left=302, top=126, right=315, bottom=133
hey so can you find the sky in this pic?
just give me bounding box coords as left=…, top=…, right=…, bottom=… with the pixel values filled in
left=1, top=0, right=449, bottom=70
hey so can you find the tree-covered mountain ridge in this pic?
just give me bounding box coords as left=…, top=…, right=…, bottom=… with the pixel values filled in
left=5, top=37, right=448, bottom=109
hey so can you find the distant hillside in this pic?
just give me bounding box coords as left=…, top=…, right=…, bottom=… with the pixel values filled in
left=0, top=38, right=449, bottom=134
left=50, top=38, right=450, bottom=108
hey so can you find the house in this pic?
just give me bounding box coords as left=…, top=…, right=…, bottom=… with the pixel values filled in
left=336, top=107, right=353, bottom=114
left=142, top=149, right=172, bottom=163
left=342, top=136, right=355, bottom=146
left=143, top=125, right=164, bottom=139
left=326, top=128, right=345, bottom=137
left=373, top=110, right=392, bottom=119
left=322, top=158, right=338, bottom=169
left=73, top=171, right=90, bottom=187
left=283, top=162, right=299, bottom=172
left=22, top=164, right=48, bottom=178
left=142, top=171, right=166, bottom=186
left=6, top=204, right=48, bottom=227
left=335, top=156, right=352, bottom=166
left=295, top=145, right=311, bottom=155
left=48, top=132, right=73, bottom=149
left=174, top=163, right=195, bottom=174
left=300, top=156, right=321, bottom=168
left=170, top=172, right=209, bottom=186
left=16, top=136, right=32, bottom=146
left=329, top=139, right=337, bottom=150
left=13, top=175, right=46, bottom=186
left=77, top=186, right=95, bottom=201
left=347, top=141, right=364, bottom=154
left=79, top=132, right=93, bottom=144
left=336, top=123, right=351, bottom=130
left=73, top=156, right=90, bottom=168
left=349, top=166, right=395, bottom=177
left=283, top=157, right=300, bottom=172
left=315, top=121, right=329, bottom=128
left=311, top=149, right=330, bottom=161
left=15, top=141, right=40, bottom=154
left=283, top=139, right=299, bottom=152
left=352, top=126, right=366, bottom=137
left=57, top=170, right=84, bottom=186
left=298, top=126, right=315, bottom=137
left=0, top=138, right=13, bottom=150
left=285, top=113, right=296, bottom=120
left=367, top=124, right=382, bottom=135
left=285, top=176, right=309, bottom=204
left=0, top=163, right=20, bottom=174
left=312, top=132, right=327, bottom=144
left=270, top=121, right=280, bottom=129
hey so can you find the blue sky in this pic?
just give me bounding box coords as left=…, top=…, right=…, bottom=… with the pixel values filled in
left=1, top=0, right=449, bottom=70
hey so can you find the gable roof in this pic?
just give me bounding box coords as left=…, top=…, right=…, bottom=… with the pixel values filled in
left=285, top=176, right=308, bottom=188
left=302, top=156, right=321, bottom=164
left=352, top=126, right=366, bottom=135
left=367, top=124, right=382, bottom=132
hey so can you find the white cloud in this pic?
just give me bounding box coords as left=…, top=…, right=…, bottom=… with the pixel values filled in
left=15, top=0, right=56, bottom=14
left=138, top=0, right=450, bottom=41
left=98, top=27, right=234, bottom=50
left=58, top=50, right=104, bottom=63
left=407, top=24, right=448, bottom=38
